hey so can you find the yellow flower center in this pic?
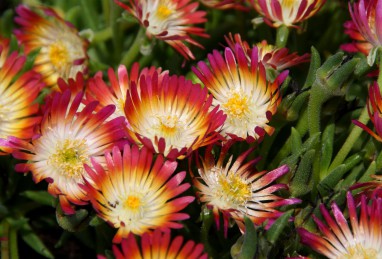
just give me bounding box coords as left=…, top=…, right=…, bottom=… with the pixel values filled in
left=155, top=115, right=183, bottom=138
left=157, top=5, right=173, bottom=20
left=340, top=244, right=379, bottom=259
left=124, top=195, right=141, bottom=211
left=282, top=0, right=297, bottom=8
left=49, top=41, right=69, bottom=70
left=48, top=139, right=89, bottom=178
left=216, top=170, right=251, bottom=206
left=222, top=92, right=249, bottom=119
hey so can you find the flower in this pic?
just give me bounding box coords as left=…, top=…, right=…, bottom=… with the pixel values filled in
left=115, top=0, right=208, bottom=60
left=353, top=82, right=382, bottom=142
left=124, top=72, right=226, bottom=160
left=250, top=0, right=326, bottom=28
left=14, top=5, right=88, bottom=88
left=192, top=144, right=300, bottom=236
left=0, top=38, right=44, bottom=154
left=113, top=229, right=208, bottom=258
left=192, top=43, right=288, bottom=142
left=348, top=0, right=382, bottom=54
left=85, top=63, right=168, bottom=122
left=297, top=192, right=382, bottom=259
left=199, top=0, right=248, bottom=10
left=0, top=89, right=127, bottom=214
left=341, top=20, right=373, bottom=56
left=225, top=33, right=310, bottom=71
left=82, top=145, right=195, bottom=243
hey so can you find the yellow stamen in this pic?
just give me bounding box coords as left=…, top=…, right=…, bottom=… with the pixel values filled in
left=222, top=92, right=249, bottom=119
left=124, top=195, right=141, bottom=211
left=49, top=41, right=69, bottom=69
left=48, top=139, right=88, bottom=178
left=217, top=170, right=251, bottom=206
left=155, top=115, right=182, bottom=137
left=157, top=5, right=173, bottom=20
left=282, top=0, right=297, bottom=8
left=341, top=244, right=378, bottom=259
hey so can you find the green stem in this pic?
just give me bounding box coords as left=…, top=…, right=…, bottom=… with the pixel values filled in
left=328, top=106, right=369, bottom=172
left=275, top=25, right=290, bottom=48
left=121, top=28, right=145, bottom=67
left=378, top=51, right=382, bottom=89
left=308, top=87, right=324, bottom=137
left=200, top=208, right=216, bottom=258
left=1, top=221, right=9, bottom=259
left=92, top=27, right=113, bottom=44
left=9, top=226, right=18, bottom=259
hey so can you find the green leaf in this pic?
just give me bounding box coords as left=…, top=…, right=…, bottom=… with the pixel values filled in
left=291, top=149, right=315, bottom=197
left=89, top=214, right=105, bottom=227
left=358, top=161, right=376, bottom=183
left=290, top=128, right=302, bottom=155
left=266, top=210, right=293, bottom=244
left=320, top=122, right=335, bottom=176
left=56, top=205, right=90, bottom=232
left=239, top=217, right=257, bottom=259
left=19, top=222, right=54, bottom=259
left=20, top=191, right=56, bottom=207
left=303, top=46, right=321, bottom=89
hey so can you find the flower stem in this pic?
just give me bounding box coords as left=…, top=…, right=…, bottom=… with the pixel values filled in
left=9, top=226, right=18, bottom=259
left=378, top=50, right=382, bottom=90
left=121, top=28, right=145, bottom=68
left=275, top=25, right=289, bottom=48
left=328, top=106, right=369, bottom=172
left=1, top=221, right=9, bottom=259
left=92, top=27, right=113, bottom=44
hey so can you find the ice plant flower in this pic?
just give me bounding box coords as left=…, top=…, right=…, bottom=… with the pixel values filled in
left=0, top=89, right=127, bottom=214
left=192, top=43, right=288, bottom=142
left=341, top=20, right=373, bottom=56
left=353, top=82, right=382, bottom=142
left=82, top=145, right=195, bottom=243
left=14, top=5, right=88, bottom=88
left=192, top=144, right=300, bottom=236
left=297, top=192, right=382, bottom=259
left=85, top=63, right=168, bottom=122
left=113, top=229, right=207, bottom=259
left=250, top=0, right=326, bottom=28
left=115, top=0, right=208, bottom=60
left=348, top=0, right=382, bottom=59
left=124, top=72, right=226, bottom=160
left=0, top=38, right=44, bottom=154
left=199, top=0, right=247, bottom=10
left=225, top=33, right=310, bottom=71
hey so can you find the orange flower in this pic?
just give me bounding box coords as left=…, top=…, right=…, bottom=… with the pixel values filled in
left=193, top=43, right=287, bottom=142
left=82, top=145, right=195, bottom=243
left=250, top=0, right=326, bottom=28
left=0, top=89, right=127, bottom=214
left=0, top=38, right=44, bottom=154
left=14, top=5, right=88, bottom=88
left=115, top=0, right=208, bottom=59
left=124, top=72, right=226, bottom=160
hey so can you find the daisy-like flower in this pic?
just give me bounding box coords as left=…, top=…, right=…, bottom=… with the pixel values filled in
left=297, top=192, right=382, bottom=259
left=225, top=33, right=310, bottom=71
left=14, top=5, right=88, bottom=88
left=192, top=43, right=288, bottom=142
left=341, top=20, right=373, bottom=56
left=250, top=0, right=326, bottom=28
left=115, top=0, right=208, bottom=60
left=348, top=0, right=382, bottom=56
left=85, top=63, right=168, bottom=122
left=199, top=0, right=247, bottom=10
left=113, top=229, right=207, bottom=258
left=0, top=38, right=44, bottom=154
left=124, top=72, right=226, bottom=160
left=353, top=82, right=382, bottom=142
left=192, top=144, right=300, bottom=236
left=0, top=89, right=127, bottom=214
left=82, top=145, right=195, bottom=243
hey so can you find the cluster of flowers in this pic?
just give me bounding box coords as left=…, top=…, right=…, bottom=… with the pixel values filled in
left=0, top=0, right=382, bottom=258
